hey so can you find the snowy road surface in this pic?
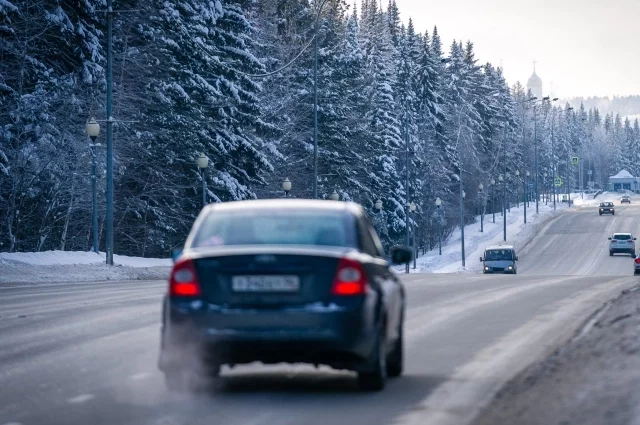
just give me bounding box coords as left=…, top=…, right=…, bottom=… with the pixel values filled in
left=1, top=203, right=639, bottom=425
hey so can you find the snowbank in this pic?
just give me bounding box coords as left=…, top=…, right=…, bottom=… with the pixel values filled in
left=0, top=251, right=171, bottom=284
left=0, top=250, right=171, bottom=267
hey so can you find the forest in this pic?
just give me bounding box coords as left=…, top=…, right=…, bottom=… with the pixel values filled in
left=1, top=0, right=639, bottom=257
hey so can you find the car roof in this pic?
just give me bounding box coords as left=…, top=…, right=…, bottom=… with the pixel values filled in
left=202, top=199, right=364, bottom=215
left=486, top=245, right=515, bottom=250
left=613, top=232, right=632, bottom=235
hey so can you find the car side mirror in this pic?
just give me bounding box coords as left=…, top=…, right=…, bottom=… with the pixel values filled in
left=608, top=237, right=612, bottom=240
left=390, top=246, right=412, bottom=265
left=635, top=238, right=637, bottom=241
left=516, top=256, right=519, bottom=261
left=171, top=248, right=183, bottom=263
left=480, top=257, right=484, bottom=262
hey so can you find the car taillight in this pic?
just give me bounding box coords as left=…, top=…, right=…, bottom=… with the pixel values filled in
left=331, top=258, right=367, bottom=296
left=169, top=259, right=201, bottom=297
left=628, top=240, right=634, bottom=243
left=635, top=258, right=640, bottom=264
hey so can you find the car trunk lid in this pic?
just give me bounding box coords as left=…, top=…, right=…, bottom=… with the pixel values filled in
left=191, top=248, right=348, bottom=307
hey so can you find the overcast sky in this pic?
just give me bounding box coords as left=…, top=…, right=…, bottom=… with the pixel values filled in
left=384, top=0, right=639, bottom=98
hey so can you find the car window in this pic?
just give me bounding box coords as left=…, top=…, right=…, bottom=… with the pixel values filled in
left=484, top=249, right=514, bottom=261
left=192, top=210, right=358, bottom=248
left=613, top=234, right=631, bottom=240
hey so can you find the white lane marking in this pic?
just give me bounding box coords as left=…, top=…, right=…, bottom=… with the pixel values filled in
left=3, top=422, right=23, bottom=425
left=67, top=394, right=95, bottom=404
left=129, top=372, right=152, bottom=381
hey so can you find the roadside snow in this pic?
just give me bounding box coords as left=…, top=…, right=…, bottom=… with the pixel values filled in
left=398, top=196, right=586, bottom=274
left=0, top=251, right=171, bottom=284
left=0, top=250, right=171, bottom=267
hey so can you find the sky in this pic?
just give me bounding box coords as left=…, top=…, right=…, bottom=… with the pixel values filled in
left=382, top=0, right=640, bottom=98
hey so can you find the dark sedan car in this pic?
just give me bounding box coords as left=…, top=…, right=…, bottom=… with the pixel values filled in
left=599, top=202, right=615, bottom=215
left=159, top=200, right=412, bottom=392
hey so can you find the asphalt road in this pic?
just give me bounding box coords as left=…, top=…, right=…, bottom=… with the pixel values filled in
left=1, top=202, right=638, bottom=425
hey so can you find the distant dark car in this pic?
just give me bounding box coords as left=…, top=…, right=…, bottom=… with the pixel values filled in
left=599, top=202, right=615, bottom=215
left=621, top=195, right=631, bottom=204
left=159, top=200, right=412, bottom=392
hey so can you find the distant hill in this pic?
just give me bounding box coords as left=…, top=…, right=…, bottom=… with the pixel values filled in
left=563, top=95, right=640, bottom=119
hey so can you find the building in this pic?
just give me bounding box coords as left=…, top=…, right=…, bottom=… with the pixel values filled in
left=527, top=63, right=543, bottom=99
left=608, top=170, right=639, bottom=192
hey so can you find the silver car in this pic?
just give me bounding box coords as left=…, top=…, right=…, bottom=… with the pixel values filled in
left=609, top=233, right=636, bottom=257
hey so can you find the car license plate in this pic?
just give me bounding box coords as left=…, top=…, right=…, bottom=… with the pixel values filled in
left=231, top=275, right=300, bottom=292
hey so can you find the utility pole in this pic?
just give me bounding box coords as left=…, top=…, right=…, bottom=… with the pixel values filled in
left=105, top=0, right=114, bottom=265
left=312, top=14, right=319, bottom=200
left=405, top=109, right=411, bottom=273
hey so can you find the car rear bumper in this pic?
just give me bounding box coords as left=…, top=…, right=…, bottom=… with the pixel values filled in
left=159, top=299, right=378, bottom=372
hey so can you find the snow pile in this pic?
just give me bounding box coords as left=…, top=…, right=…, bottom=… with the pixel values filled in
left=398, top=200, right=571, bottom=274
left=0, top=250, right=171, bottom=267
left=0, top=251, right=171, bottom=284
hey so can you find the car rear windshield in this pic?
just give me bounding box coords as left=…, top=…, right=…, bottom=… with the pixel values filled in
left=614, top=234, right=632, bottom=240
left=601, top=203, right=613, bottom=207
left=192, top=210, right=358, bottom=248
left=485, top=249, right=514, bottom=261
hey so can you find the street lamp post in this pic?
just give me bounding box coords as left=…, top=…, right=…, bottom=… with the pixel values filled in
left=410, top=202, right=417, bottom=270
left=461, top=190, right=466, bottom=267
left=104, top=0, right=115, bottom=265
left=478, top=183, right=484, bottom=233
left=506, top=172, right=511, bottom=213
left=500, top=174, right=506, bottom=241
left=490, top=178, right=496, bottom=223
left=543, top=172, right=548, bottom=205
left=86, top=118, right=100, bottom=253
left=196, top=154, right=209, bottom=208
left=435, top=197, right=442, bottom=256
left=524, top=171, right=530, bottom=224
left=312, top=0, right=330, bottom=199
left=515, top=170, right=520, bottom=208
left=282, top=178, right=292, bottom=198
left=588, top=169, right=593, bottom=192
left=329, top=190, right=339, bottom=201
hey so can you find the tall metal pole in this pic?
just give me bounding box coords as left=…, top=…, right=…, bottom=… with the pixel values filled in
left=460, top=177, right=465, bottom=267
left=312, top=17, right=319, bottom=200
left=503, top=126, right=507, bottom=241
left=534, top=105, right=539, bottom=215
left=405, top=109, right=410, bottom=273
left=437, top=207, right=442, bottom=256
left=91, top=146, right=98, bottom=253
left=552, top=109, right=557, bottom=210
left=492, top=185, right=495, bottom=223
left=523, top=175, right=527, bottom=224
left=412, top=218, right=417, bottom=270
left=105, top=0, right=114, bottom=265
left=503, top=179, right=506, bottom=241
left=201, top=170, right=206, bottom=208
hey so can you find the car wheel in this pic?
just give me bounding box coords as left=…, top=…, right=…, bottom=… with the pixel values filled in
left=610, top=251, right=613, bottom=256
left=599, top=213, right=602, bottom=216
left=358, top=328, right=387, bottom=391
left=386, top=323, right=404, bottom=378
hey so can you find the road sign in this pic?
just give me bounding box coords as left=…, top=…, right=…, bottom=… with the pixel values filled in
left=571, top=156, right=579, bottom=165
left=554, top=177, right=563, bottom=187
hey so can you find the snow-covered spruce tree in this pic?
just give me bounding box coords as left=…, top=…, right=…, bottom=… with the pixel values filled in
left=121, top=0, right=276, bottom=255
left=360, top=2, right=405, bottom=244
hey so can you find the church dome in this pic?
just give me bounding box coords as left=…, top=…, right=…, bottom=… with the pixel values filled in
left=527, top=71, right=542, bottom=87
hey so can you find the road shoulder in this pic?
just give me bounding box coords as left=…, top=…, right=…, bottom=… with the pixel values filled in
left=470, top=285, right=640, bottom=425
